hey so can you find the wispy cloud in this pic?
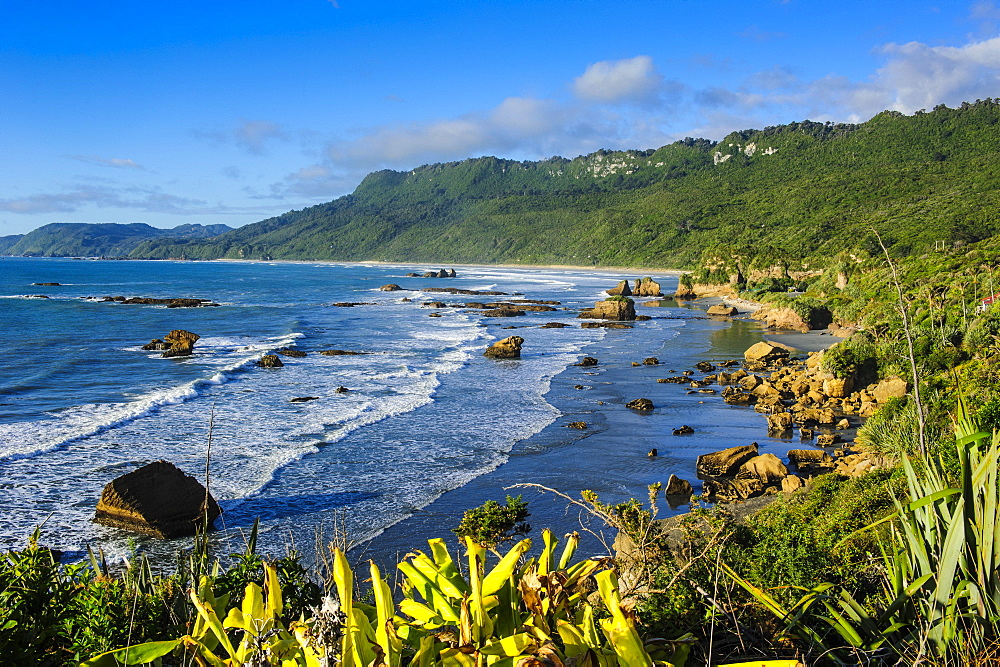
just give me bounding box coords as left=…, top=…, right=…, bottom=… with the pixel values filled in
left=69, top=155, right=145, bottom=170
left=738, top=25, right=788, bottom=42
left=197, top=119, right=289, bottom=155
left=0, top=184, right=275, bottom=216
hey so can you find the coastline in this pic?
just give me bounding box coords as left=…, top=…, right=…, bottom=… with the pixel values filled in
left=209, top=256, right=688, bottom=276
left=362, top=298, right=843, bottom=569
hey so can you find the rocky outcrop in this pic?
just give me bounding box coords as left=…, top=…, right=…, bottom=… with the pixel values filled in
left=93, top=461, right=221, bottom=538
left=576, top=356, right=599, bottom=366
left=606, top=280, right=632, bottom=296
left=275, top=348, right=307, bottom=358
left=664, top=474, right=693, bottom=498
left=696, top=443, right=759, bottom=478
left=632, top=277, right=662, bottom=297
left=743, top=341, right=789, bottom=368
left=752, top=305, right=833, bottom=332
left=483, top=336, right=524, bottom=359
left=257, top=354, right=283, bottom=368
left=379, top=284, right=403, bottom=291
left=707, top=304, right=738, bottom=316
left=625, top=398, right=654, bottom=411
left=319, top=349, right=366, bottom=356
left=579, top=298, right=636, bottom=321
left=160, top=330, right=200, bottom=358
left=566, top=421, right=587, bottom=429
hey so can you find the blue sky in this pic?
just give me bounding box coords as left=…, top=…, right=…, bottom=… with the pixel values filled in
left=3, top=0, right=1000, bottom=236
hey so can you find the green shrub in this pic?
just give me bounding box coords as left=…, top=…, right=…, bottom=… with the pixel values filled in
left=722, top=469, right=903, bottom=604
left=453, top=494, right=531, bottom=549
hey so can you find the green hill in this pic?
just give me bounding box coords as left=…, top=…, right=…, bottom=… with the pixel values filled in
left=4, top=222, right=233, bottom=257
left=115, top=99, right=1000, bottom=267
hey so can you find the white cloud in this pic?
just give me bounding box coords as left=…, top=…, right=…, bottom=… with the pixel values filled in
left=0, top=185, right=274, bottom=216
left=572, top=56, right=664, bottom=104
left=873, top=37, right=1000, bottom=113
left=70, top=155, right=145, bottom=170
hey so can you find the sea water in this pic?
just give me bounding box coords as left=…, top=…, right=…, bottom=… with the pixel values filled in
left=0, top=258, right=772, bottom=564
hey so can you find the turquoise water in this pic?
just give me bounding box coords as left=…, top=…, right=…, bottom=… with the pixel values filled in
left=5, top=258, right=756, bottom=561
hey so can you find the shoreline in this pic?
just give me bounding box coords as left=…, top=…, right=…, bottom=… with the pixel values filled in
left=362, top=297, right=843, bottom=568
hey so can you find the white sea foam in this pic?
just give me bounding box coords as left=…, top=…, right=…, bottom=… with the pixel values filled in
left=0, top=332, right=302, bottom=462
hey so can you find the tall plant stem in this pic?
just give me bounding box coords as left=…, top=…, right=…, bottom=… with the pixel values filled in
left=873, top=229, right=926, bottom=455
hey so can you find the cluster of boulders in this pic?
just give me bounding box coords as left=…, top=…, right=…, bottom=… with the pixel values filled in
left=405, top=269, right=457, bottom=278
left=713, top=341, right=908, bottom=421
left=142, top=329, right=200, bottom=357
left=650, top=338, right=908, bottom=503
left=605, top=277, right=663, bottom=297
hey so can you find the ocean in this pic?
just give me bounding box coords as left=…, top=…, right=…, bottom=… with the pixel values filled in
left=0, top=258, right=775, bottom=566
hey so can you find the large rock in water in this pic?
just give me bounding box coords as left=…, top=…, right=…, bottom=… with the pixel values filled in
left=161, top=330, right=200, bottom=358
left=484, top=336, right=524, bottom=359
left=632, top=277, right=662, bottom=297
left=580, top=298, right=636, bottom=321
left=606, top=280, right=632, bottom=296
left=93, top=461, right=221, bottom=538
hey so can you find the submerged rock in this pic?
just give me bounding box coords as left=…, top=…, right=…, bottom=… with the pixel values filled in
left=93, top=461, right=221, bottom=539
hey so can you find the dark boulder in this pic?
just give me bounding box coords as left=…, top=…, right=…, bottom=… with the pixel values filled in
left=93, top=461, right=220, bottom=538
left=257, top=354, right=284, bottom=368
left=626, top=398, right=654, bottom=411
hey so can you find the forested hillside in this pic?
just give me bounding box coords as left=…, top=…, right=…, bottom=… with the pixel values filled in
left=3, top=222, right=232, bottom=258
left=129, top=100, right=1000, bottom=269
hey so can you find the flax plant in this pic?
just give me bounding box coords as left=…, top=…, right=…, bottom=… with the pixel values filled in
left=726, top=398, right=1000, bottom=664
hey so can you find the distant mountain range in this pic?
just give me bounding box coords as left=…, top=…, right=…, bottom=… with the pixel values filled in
left=0, top=223, right=233, bottom=258
left=7, top=99, right=1000, bottom=269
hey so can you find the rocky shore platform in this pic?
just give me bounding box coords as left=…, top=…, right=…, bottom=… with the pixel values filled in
left=364, top=296, right=854, bottom=568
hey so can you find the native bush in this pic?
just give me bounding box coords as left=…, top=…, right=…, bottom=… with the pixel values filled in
left=723, top=469, right=902, bottom=605
left=452, top=494, right=531, bottom=550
